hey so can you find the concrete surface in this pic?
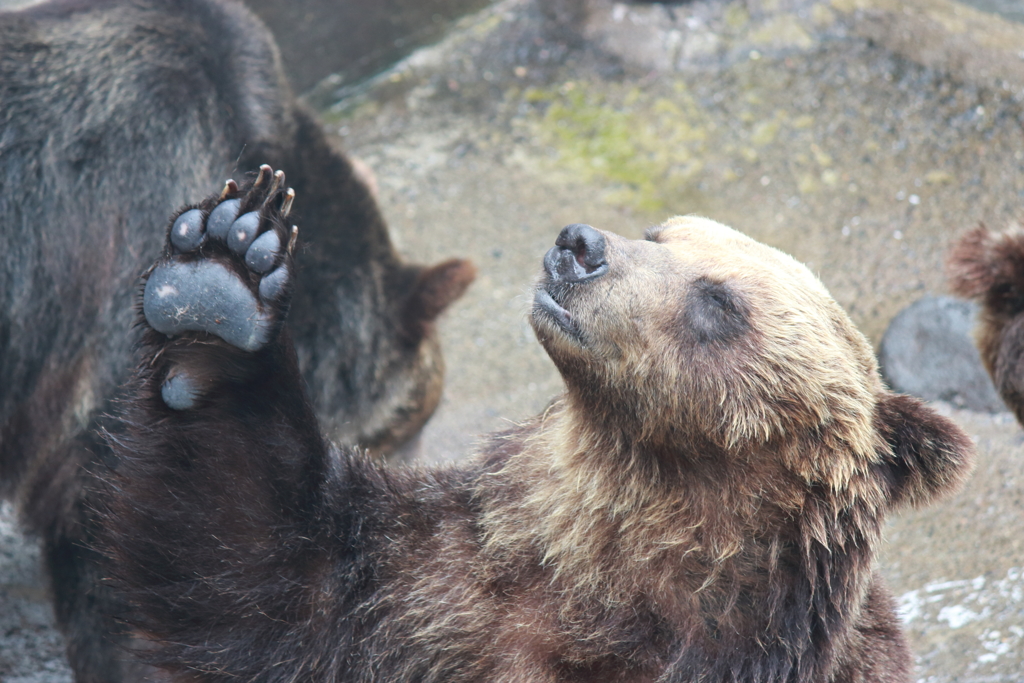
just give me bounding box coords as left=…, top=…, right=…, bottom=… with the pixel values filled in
left=3, top=0, right=1024, bottom=680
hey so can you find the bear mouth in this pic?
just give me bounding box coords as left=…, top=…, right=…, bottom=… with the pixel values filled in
left=533, top=287, right=582, bottom=341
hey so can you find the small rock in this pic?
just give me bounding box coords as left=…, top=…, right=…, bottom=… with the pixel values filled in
left=879, top=296, right=1005, bottom=412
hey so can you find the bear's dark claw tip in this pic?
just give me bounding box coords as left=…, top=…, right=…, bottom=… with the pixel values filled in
left=254, top=164, right=271, bottom=188
left=219, top=179, right=238, bottom=200
left=265, top=170, right=285, bottom=200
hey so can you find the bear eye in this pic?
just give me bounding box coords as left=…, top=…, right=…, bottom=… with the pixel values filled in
left=705, top=287, right=732, bottom=310
left=683, top=278, right=750, bottom=345
left=992, top=282, right=1024, bottom=313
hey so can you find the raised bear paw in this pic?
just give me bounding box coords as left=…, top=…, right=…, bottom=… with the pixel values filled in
left=142, top=165, right=298, bottom=409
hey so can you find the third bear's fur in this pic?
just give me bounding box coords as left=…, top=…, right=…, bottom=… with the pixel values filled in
left=103, top=214, right=974, bottom=681
left=948, top=222, right=1024, bottom=425
left=0, top=1, right=473, bottom=680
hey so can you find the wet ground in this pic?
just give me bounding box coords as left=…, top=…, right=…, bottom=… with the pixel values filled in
left=3, top=0, right=1024, bottom=680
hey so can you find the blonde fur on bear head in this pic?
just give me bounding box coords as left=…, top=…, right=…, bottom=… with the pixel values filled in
left=531, top=216, right=883, bottom=480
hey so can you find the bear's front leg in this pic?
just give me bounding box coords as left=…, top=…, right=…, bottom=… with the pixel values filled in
left=130, top=165, right=328, bottom=488
left=103, top=167, right=342, bottom=679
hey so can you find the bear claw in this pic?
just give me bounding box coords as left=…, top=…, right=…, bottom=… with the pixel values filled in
left=253, top=164, right=271, bottom=189
left=265, top=169, right=285, bottom=199
left=219, top=178, right=238, bottom=200
left=281, top=188, right=295, bottom=218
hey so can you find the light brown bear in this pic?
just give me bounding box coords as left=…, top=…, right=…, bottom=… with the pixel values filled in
left=948, top=222, right=1024, bottom=426
left=103, top=192, right=974, bottom=682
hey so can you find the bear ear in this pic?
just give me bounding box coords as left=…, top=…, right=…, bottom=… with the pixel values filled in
left=402, top=259, right=477, bottom=338
left=873, top=392, right=975, bottom=510
left=947, top=223, right=997, bottom=300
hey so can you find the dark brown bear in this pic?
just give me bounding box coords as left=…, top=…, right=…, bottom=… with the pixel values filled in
left=0, top=1, right=472, bottom=680
left=948, top=222, right=1024, bottom=425
left=104, top=209, right=974, bottom=682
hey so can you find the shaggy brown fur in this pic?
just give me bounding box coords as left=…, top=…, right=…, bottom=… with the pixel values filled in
left=0, top=1, right=472, bottom=679
left=103, top=215, right=974, bottom=681
left=948, top=222, right=1024, bottom=425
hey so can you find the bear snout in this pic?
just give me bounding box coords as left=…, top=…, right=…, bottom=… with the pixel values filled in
left=543, top=224, right=609, bottom=284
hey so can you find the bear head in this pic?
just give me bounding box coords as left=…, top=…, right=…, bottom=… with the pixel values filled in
left=948, top=221, right=1024, bottom=425
left=531, top=216, right=973, bottom=511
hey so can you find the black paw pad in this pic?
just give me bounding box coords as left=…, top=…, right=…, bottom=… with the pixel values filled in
left=258, top=265, right=289, bottom=301
left=206, top=199, right=241, bottom=240
left=228, top=211, right=261, bottom=254
left=143, top=260, right=273, bottom=352
left=170, top=209, right=205, bottom=252
left=245, top=230, right=280, bottom=273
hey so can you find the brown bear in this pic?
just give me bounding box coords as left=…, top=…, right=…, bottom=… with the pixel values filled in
left=0, top=1, right=473, bottom=680
left=948, top=222, right=1024, bottom=425
left=102, top=198, right=974, bottom=681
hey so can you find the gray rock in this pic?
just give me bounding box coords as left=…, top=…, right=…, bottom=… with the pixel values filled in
left=879, top=295, right=1004, bottom=412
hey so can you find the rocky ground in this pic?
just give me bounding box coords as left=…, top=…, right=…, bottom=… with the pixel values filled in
left=3, top=0, right=1024, bottom=680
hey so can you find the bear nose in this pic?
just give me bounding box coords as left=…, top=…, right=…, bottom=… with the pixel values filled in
left=544, top=224, right=608, bottom=283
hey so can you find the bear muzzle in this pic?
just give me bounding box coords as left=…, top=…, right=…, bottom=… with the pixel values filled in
left=534, top=224, right=609, bottom=341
